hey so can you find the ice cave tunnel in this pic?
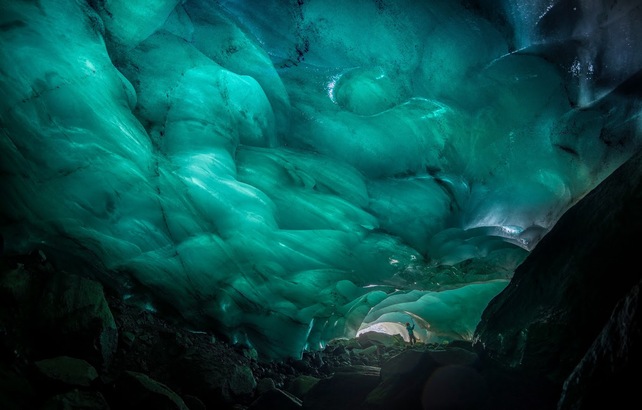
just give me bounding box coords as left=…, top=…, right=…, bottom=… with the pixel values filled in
left=1, top=0, right=641, bottom=363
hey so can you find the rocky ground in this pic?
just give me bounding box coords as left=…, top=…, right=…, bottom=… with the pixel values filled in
left=0, top=252, right=558, bottom=410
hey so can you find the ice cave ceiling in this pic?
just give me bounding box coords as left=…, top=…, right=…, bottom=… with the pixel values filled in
left=1, top=0, right=641, bottom=359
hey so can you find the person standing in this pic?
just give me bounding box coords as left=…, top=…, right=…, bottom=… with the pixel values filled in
left=405, top=322, right=417, bottom=345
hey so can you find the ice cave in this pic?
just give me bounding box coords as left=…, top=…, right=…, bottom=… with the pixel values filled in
left=1, top=0, right=641, bottom=409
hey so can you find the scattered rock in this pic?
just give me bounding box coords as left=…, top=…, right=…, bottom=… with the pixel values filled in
left=0, top=255, right=605, bottom=410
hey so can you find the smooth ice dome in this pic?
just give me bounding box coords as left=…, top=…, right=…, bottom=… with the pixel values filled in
left=1, top=0, right=641, bottom=359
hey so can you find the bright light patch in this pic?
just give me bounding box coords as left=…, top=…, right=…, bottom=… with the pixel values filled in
left=501, top=225, right=523, bottom=235
left=357, top=322, right=395, bottom=336
left=83, top=59, right=96, bottom=73
left=326, top=75, right=340, bottom=103
left=357, top=321, right=408, bottom=340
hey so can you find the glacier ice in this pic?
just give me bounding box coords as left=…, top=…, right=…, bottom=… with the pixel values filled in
left=1, top=0, right=641, bottom=359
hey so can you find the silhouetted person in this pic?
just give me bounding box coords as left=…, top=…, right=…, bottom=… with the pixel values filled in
left=405, top=322, right=417, bottom=345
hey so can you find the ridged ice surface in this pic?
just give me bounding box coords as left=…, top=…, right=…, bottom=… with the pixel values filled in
left=1, top=0, right=641, bottom=358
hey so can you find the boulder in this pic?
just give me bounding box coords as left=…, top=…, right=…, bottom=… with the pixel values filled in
left=36, top=272, right=118, bottom=369
left=34, top=356, right=98, bottom=387
left=41, top=389, right=110, bottom=410
left=112, top=370, right=189, bottom=410
left=302, top=365, right=380, bottom=410
left=249, top=387, right=303, bottom=410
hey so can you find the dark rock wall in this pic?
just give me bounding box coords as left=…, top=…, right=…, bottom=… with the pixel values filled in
left=474, top=146, right=642, bottom=403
